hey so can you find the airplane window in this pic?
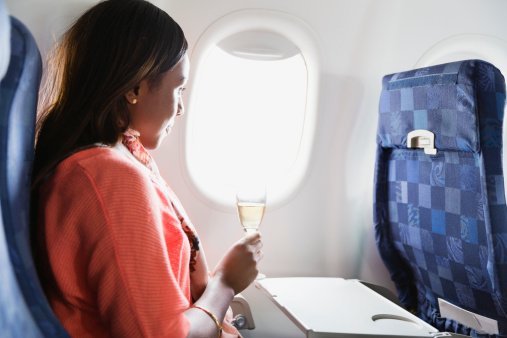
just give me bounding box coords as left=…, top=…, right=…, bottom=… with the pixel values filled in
left=185, top=31, right=312, bottom=207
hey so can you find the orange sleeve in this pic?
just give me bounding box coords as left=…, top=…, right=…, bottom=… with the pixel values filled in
left=43, top=153, right=191, bottom=337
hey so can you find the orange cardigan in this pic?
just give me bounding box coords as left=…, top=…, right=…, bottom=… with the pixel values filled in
left=38, top=146, right=192, bottom=337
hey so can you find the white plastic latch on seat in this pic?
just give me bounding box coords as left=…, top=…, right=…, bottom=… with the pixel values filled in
left=407, top=129, right=437, bottom=155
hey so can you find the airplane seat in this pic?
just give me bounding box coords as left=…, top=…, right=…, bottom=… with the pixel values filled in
left=374, top=60, right=507, bottom=337
left=0, top=0, right=9, bottom=79
left=0, top=12, right=69, bottom=337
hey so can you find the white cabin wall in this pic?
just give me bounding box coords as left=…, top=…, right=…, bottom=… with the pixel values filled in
left=153, top=0, right=405, bottom=281
left=4, top=0, right=95, bottom=56
left=150, top=0, right=409, bottom=286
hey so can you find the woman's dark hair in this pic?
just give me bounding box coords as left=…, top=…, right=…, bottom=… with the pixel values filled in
left=31, top=0, right=187, bottom=298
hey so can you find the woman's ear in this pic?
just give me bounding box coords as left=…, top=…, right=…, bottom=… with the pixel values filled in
left=125, top=85, right=140, bottom=105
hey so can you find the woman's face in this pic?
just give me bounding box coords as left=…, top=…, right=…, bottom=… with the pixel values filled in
left=127, top=54, right=189, bottom=149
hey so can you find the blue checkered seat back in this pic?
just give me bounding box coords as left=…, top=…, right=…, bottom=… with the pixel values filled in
left=374, top=60, right=507, bottom=337
left=0, top=16, right=69, bottom=337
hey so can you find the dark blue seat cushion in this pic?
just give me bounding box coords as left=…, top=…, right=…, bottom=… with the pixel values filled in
left=374, top=60, right=507, bottom=337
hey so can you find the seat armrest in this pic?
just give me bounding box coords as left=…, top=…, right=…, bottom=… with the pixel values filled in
left=231, top=293, right=255, bottom=330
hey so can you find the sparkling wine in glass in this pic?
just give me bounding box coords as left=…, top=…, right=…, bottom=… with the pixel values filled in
left=236, top=186, right=266, bottom=235
left=236, top=185, right=266, bottom=279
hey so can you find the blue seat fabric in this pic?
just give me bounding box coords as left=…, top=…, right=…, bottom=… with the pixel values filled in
left=0, top=16, right=69, bottom=337
left=374, top=60, right=507, bottom=337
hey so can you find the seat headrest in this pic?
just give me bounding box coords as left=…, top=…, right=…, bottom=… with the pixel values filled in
left=0, top=0, right=10, bottom=79
left=377, top=59, right=506, bottom=153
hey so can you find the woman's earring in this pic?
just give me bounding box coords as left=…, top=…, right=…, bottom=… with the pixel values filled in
left=131, top=98, right=138, bottom=104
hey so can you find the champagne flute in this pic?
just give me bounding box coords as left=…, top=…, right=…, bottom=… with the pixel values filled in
left=236, top=184, right=266, bottom=279
left=236, top=185, right=266, bottom=234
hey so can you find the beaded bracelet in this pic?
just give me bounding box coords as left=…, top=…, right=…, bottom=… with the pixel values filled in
left=192, top=305, right=223, bottom=337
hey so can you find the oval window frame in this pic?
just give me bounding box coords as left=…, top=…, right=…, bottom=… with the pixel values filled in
left=182, top=9, right=321, bottom=211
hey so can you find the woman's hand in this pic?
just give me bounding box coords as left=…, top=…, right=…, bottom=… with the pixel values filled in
left=213, top=232, right=263, bottom=294
left=185, top=233, right=263, bottom=337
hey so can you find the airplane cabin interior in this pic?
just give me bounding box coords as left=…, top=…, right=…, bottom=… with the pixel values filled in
left=1, top=0, right=507, bottom=337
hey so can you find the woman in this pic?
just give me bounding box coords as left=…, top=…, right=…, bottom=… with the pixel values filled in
left=31, top=0, right=263, bottom=337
